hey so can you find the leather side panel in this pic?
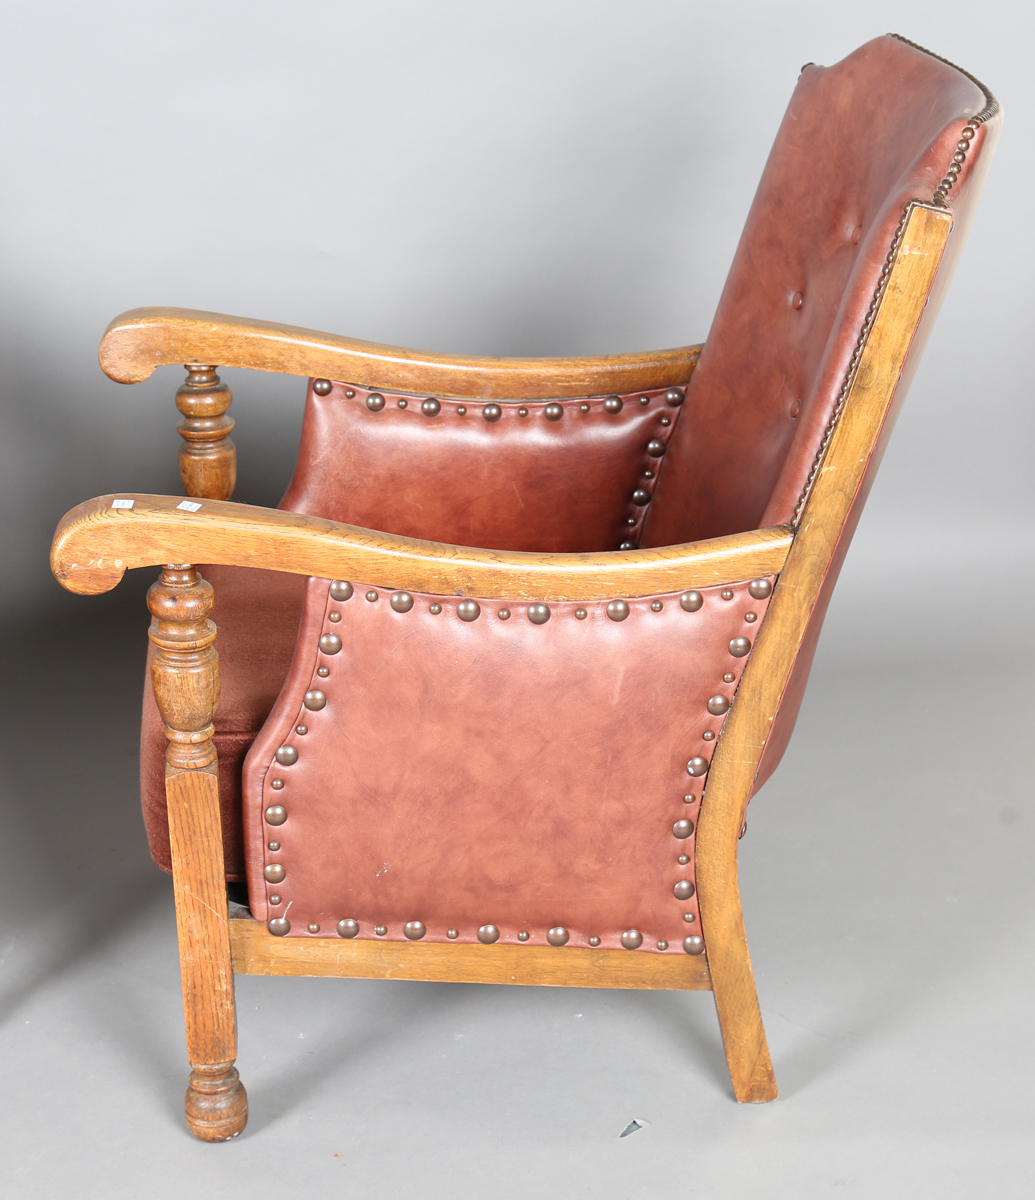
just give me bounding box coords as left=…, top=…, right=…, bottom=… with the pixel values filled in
left=281, top=385, right=687, bottom=552
left=243, top=577, right=772, bottom=950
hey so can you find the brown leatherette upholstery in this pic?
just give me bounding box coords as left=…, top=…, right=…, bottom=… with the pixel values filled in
left=243, top=577, right=771, bottom=946
left=642, top=36, right=990, bottom=549
left=280, top=383, right=688, bottom=553
left=753, top=109, right=1000, bottom=793
left=140, top=385, right=687, bottom=875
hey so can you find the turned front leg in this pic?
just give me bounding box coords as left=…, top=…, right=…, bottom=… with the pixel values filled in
left=148, top=565, right=247, bottom=1141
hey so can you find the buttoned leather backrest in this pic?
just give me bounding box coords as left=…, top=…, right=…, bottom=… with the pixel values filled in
left=642, top=35, right=992, bottom=548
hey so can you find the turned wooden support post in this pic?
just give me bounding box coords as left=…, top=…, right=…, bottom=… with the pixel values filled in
left=176, top=365, right=236, bottom=500
left=148, top=565, right=248, bottom=1141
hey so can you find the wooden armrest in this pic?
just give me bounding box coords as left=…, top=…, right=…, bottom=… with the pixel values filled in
left=52, top=494, right=792, bottom=602
left=99, top=307, right=702, bottom=400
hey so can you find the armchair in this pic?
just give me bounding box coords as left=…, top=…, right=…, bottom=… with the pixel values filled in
left=51, top=35, right=1000, bottom=1140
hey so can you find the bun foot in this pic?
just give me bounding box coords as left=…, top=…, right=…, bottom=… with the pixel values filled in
left=185, top=1064, right=248, bottom=1142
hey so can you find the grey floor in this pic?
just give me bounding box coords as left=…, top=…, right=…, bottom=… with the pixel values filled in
left=2, top=526, right=1032, bottom=1198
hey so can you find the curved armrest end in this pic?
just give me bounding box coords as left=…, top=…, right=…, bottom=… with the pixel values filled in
left=51, top=500, right=132, bottom=593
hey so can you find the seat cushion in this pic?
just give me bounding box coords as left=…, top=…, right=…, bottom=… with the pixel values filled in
left=141, top=565, right=305, bottom=878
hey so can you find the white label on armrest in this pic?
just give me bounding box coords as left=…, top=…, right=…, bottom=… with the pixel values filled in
left=176, top=500, right=203, bottom=512
left=111, top=498, right=134, bottom=509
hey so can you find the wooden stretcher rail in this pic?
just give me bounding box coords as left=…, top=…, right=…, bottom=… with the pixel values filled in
left=100, top=307, right=703, bottom=399
left=51, top=494, right=794, bottom=602
left=229, top=915, right=713, bottom=991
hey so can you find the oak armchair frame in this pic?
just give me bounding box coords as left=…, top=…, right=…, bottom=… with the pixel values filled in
left=52, top=202, right=952, bottom=1138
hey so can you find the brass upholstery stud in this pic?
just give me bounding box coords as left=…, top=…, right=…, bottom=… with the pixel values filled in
left=328, top=611, right=341, bottom=622
left=657, top=941, right=668, bottom=951
left=639, top=396, right=650, bottom=406
left=684, top=913, right=695, bottom=922
left=268, top=841, right=280, bottom=851
left=313, top=379, right=332, bottom=395
left=684, top=935, right=705, bottom=955
left=457, top=600, right=481, bottom=622
left=723, top=672, right=735, bottom=683
left=674, top=880, right=695, bottom=901
left=447, top=929, right=459, bottom=939
left=683, top=794, right=695, bottom=804
left=606, top=599, right=630, bottom=621
left=319, top=633, right=342, bottom=655
left=528, top=604, right=551, bottom=625
left=579, top=403, right=590, bottom=413
left=270, top=780, right=285, bottom=791
left=621, top=930, right=643, bottom=950
left=707, top=695, right=730, bottom=715
left=275, top=746, right=297, bottom=766
left=678, top=854, right=689, bottom=865
left=544, top=403, right=563, bottom=421
left=673, top=819, right=694, bottom=839
left=646, top=439, right=666, bottom=457
left=304, top=690, right=327, bottom=710
left=632, top=488, right=651, bottom=505
left=518, top=407, right=528, bottom=417
left=729, top=636, right=752, bottom=657
left=589, top=936, right=600, bottom=947
left=643, top=470, right=654, bottom=479
left=660, top=416, right=671, bottom=426
left=498, top=608, right=510, bottom=620
left=404, top=921, right=427, bottom=940
left=268, top=895, right=281, bottom=905
left=429, top=603, right=442, bottom=614
left=575, top=608, right=587, bottom=620
left=703, top=731, right=715, bottom=741
left=307, top=923, right=320, bottom=934
left=792, top=291, right=804, bottom=309
left=518, top=931, right=530, bottom=941
left=337, top=919, right=359, bottom=938
left=745, top=612, right=757, bottom=622
left=390, top=591, right=414, bottom=612
left=604, top=396, right=623, bottom=414
left=366, top=393, right=385, bottom=411
left=547, top=927, right=569, bottom=946
left=618, top=541, right=636, bottom=551
left=651, top=600, right=663, bottom=612
left=397, top=399, right=407, bottom=408
left=721, top=589, right=734, bottom=601
left=295, top=725, right=307, bottom=736
left=680, top=591, right=703, bottom=612
left=483, top=404, right=502, bottom=422
left=421, top=398, right=441, bottom=417
left=665, top=388, right=685, bottom=406
left=478, top=925, right=500, bottom=944
left=330, top=580, right=354, bottom=602
left=375, top=925, right=387, bottom=936
left=365, top=591, right=378, bottom=602
left=268, top=917, right=290, bottom=936
left=687, top=757, right=709, bottom=776
left=317, top=666, right=330, bottom=677
left=345, top=389, right=356, bottom=398
left=457, top=406, right=467, bottom=415
left=625, top=516, right=637, bottom=526
left=264, top=864, right=285, bottom=884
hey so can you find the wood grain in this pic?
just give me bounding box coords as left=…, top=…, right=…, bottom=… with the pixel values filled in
left=149, top=567, right=248, bottom=1140
left=99, top=307, right=702, bottom=398
left=695, top=203, right=953, bottom=1103
left=176, top=366, right=236, bottom=501
left=52, top=493, right=794, bottom=602
left=230, top=915, right=712, bottom=991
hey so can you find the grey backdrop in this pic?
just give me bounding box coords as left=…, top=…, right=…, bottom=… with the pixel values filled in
left=1, top=2, right=1032, bottom=1197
